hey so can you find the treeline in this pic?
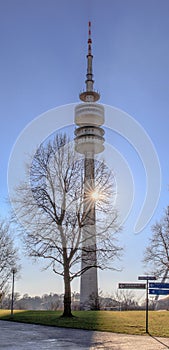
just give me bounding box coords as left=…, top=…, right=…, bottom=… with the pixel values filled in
left=0, top=291, right=140, bottom=311
left=1, top=290, right=169, bottom=311
left=1, top=292, right=66, bottom=311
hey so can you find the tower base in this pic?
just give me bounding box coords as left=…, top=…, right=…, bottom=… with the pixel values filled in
left=80, top=266, right=99, bottom=310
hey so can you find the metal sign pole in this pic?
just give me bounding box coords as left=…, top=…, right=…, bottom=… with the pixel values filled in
left=138, top=275, right=156, bottom=334
left=146, top=279, right=149, bottom=333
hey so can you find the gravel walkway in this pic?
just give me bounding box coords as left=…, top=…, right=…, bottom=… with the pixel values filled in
left=0, top=320, right=169, bottom=349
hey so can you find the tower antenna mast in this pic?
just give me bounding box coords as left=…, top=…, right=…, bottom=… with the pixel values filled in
left=79, top=21, right=100, bottom=102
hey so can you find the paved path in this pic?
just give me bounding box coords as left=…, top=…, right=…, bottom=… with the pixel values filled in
left=0, top=320, right=169, bottom=349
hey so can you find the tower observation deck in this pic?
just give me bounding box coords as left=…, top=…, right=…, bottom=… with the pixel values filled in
left=74, top=22, right=105, bottom=310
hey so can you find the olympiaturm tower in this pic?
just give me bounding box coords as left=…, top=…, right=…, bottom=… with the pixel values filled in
left=74, top=22, right=105, bottom=310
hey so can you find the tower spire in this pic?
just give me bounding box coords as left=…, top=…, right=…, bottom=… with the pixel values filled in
left=88, top=21, right=92, bottom=56
left=86, top=21, right=93, bottom=91
left=79, top=22, right=100, bottom=102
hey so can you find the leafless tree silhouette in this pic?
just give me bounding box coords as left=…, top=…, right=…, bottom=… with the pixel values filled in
left=143, top=206, right=169, bottom=279
left=12, top=133, right=122, bottom=316
left=0, top=220, right=18, bottom=293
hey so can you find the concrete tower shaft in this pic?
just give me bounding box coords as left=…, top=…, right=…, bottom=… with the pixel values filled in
left=74, top=22, right=105, bottom=310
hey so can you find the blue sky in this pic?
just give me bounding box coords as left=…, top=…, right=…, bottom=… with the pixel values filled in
left=1, top=0, right=169, bottom=297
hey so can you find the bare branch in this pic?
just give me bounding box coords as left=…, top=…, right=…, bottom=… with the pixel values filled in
left=143, top=206, right=169, bottom=277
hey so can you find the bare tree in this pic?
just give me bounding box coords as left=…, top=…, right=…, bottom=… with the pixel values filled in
left=12, top=133, right=122, bottom=317
left=113, top=290, right=138, bottom=311
left=0, top=219, right=18, bottom=293
left=143, top=206, right=169, bottom=279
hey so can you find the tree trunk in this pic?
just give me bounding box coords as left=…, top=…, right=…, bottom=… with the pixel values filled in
left=62, top=260, right=72, bottom=317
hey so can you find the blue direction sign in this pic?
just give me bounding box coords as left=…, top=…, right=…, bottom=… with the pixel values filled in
left=149, top=289, right=169, bottom=296
left=149, top=283, right=169, bottom=289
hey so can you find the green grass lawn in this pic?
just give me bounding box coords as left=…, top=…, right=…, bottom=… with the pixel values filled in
left=0, top=310, right=169, bottom=337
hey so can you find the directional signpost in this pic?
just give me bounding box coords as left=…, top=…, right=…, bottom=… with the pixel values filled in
left=138, top=276, right=157, bottom=281
left=149, top=282, right=169, bottom=289
left=138, top=276, right=157, bottom=333
left=149, top=282, right=169, bottom=296
left=149, top=289, right=169, bottom=295
left=119, top=283, right=146, bottom=289
left=119, top=276, right=158, bottom=333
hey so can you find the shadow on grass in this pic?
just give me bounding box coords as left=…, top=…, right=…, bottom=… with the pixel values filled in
left=0, top=310, right=101, bottom=330
left=0, top=310, right=76, bottom=325
left=149, top=333, right=169, bottom=349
